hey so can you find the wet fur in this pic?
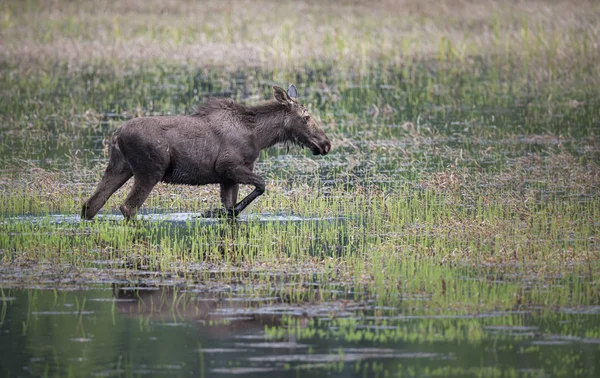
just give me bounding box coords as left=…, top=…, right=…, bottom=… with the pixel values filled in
left=81, top=87, right=331, bottom=221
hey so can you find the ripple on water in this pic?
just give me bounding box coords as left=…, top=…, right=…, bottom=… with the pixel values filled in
left=247, top=352, right=446, bottom=363
left=31, top=311, right=95, bottom=315
left=211, top=367, right=278, bottom=374
left=234, top=342, right=310, bottom=349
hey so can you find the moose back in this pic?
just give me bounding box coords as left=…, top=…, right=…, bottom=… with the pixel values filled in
left=81, top=85, right=331, bottom=221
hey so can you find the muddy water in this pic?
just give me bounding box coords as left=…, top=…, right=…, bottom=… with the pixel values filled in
left=1, top=287, right=599, bottom=377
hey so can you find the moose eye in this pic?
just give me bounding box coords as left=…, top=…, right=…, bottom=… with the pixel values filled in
left=303, top=115, right=310, bottom=122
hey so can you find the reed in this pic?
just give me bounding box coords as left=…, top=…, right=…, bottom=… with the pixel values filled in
left=1, top=0, right=599, bottom=323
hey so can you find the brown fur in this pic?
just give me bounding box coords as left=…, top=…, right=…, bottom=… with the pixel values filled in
left=81, top=86, right=331, bottom=221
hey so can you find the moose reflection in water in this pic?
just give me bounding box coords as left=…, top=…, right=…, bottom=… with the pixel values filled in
left=81, top=85, right=331, bottom=221
left=113, top=285, right=310, bottom=339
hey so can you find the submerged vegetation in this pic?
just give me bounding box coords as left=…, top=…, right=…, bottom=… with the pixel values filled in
left=1, top=0, right=599, bottom=376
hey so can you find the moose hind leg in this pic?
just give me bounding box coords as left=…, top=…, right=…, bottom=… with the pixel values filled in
left=81, top=170, right=133, bottom=220
left=81, top=142, right=133, bottom=220
left=119, top=176, right=159, bottom=221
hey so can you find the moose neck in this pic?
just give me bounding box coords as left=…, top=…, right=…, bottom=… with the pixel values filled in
left=250, top=101, right=290, bottom=150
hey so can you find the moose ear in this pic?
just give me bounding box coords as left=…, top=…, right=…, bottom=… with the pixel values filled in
left=273, top=86, right=292, bottom=105
left=287, top=84, right=298, bottom=98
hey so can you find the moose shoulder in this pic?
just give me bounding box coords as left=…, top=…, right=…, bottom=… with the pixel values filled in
left=81, top=85, right=331, bottom=221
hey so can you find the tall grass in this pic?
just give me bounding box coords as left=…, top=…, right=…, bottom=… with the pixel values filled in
left=1, top=0, right=599, bottom=86
left=1, top=156, right=598, bottom=312
left=1, top=0, right=599, bottom=314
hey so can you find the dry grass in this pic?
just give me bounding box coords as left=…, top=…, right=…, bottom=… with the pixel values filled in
left=1, top=0, right=599, bottom=78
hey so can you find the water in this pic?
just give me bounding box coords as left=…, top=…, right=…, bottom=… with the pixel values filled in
left=2, top=288, right=599, bottom=377
left=3, top=212, right=345, bottom=225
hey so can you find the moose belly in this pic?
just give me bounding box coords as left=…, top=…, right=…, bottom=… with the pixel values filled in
left=161, top=167, right=220, bottom=186
left=161, top=156, right=221, bottom=186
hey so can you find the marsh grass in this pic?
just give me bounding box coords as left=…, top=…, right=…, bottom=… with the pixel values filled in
left=1, top=0, right=600, bottom=317
left=2, top=0, right=599, bottom=86
left=2, top=7, right=600, bottom=377
left=1, top=147, right=598, bottom=313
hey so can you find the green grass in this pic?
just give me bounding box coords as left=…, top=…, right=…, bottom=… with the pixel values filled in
left=1, top=155, right=598, bottom=313
left=1, top=0, right=599, bottom=317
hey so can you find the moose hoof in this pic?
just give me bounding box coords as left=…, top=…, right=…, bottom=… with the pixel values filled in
left=119, top=205, right=135, bottom=221
left=200, top=208, right=239, bottom=219
left=80, top=204, right=93, bottom=220
left=200, top=208, right=228, bottom=218
left=226, top=209, right=240, bottom=219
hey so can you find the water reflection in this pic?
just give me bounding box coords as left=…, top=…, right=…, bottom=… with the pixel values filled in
left=1, top=287, right=600, bottom=377
left=114, top=285, right=288, bottom=339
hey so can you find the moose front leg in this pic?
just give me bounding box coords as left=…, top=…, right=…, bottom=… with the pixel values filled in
left=200, top=183, right=239, bottom=218
left=229, top=168, right=265, bottom=217
left=221, top=183, right=239, bottom=210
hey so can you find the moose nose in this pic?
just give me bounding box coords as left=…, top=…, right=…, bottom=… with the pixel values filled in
left=323, top=140, right=331, bottom=155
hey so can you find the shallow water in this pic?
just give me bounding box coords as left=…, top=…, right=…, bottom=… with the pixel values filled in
left=1, top=288, right=599, bottom=377
left=4, top=212, right=345, bottom=225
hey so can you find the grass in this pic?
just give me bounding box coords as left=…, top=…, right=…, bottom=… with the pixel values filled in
left=1, top=147, right=598, bottom=313
left=2, top=0, right=599, bottom=82
left=0, top=0, right=599, bottom=318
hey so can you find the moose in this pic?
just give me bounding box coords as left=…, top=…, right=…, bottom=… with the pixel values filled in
left=81, top=85, right=331, bottom=221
